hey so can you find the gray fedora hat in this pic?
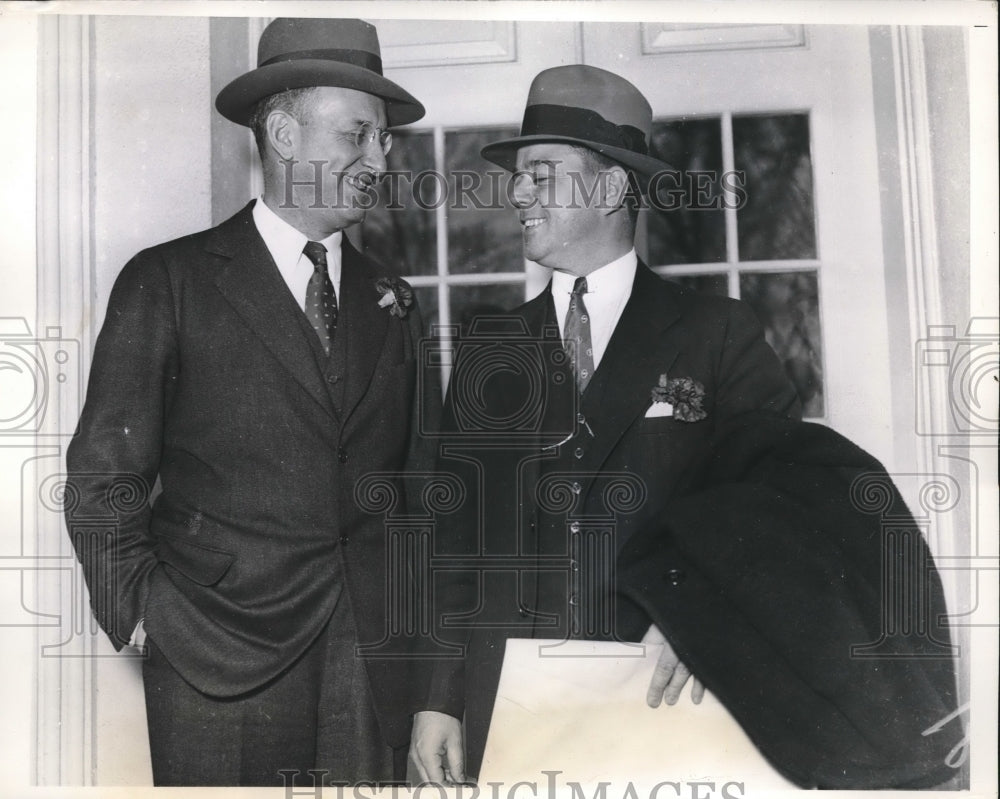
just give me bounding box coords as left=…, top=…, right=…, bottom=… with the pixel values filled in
left=216, top=18, right=425, bottom=127
left=481, top=65, right=671, bottom=177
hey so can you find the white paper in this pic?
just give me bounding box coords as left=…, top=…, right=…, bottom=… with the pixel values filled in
left=480, top=639, right=798, bottom=791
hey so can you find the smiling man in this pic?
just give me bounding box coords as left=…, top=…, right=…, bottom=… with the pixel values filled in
left=410, top=65, right=960, bottom=790
left=65, top=18, right=432, bottom=786
left=411, top=63, right=803, bottom=784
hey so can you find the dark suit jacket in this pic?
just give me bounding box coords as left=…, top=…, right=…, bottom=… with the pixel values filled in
left=617, top=411, right=961, bottom=789
left=422, top=263, right=802, bottom=775
left=65, top=203, right=437, bottom=747
left=423, top=263, right=959, bottom=787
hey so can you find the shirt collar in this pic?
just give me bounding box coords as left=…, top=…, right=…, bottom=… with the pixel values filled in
left=551, top=248, right=638, bottom=297
left=252, top=196, right=343, bottom=275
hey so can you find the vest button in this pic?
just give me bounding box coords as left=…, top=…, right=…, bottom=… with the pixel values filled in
left=666, top=568, right=686, bottom=586
left=338, top=448, right=348, bottom=463
left=339, top=535, right=349, bottom=545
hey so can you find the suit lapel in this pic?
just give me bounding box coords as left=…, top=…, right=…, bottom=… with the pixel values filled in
left=580, top=263, right=683, bottom=474
left=208, top=204, right=338, bottom=421
left=519, top=291, right=570, bottom=614
left=339, top=239, right=390, bottom=423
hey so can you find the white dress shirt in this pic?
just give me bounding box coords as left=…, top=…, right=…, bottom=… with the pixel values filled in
left=252, top=196, right=343, bottom=310
left=551, top=249, right=637, bottom=370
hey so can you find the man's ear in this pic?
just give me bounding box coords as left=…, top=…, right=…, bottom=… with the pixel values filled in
left=601, top=165, right=631, bottom=215
left=265, top=110, right=297, bottom=162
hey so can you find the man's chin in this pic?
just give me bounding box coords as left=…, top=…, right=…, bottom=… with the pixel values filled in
left=321, top=205, right=367, bottom=231
left=522, top=244, right=547, bottom=265
left=342, top=208, right=367, bottom=227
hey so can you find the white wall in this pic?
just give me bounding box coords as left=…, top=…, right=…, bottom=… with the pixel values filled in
left=93, top=15, right=213, bottom=323
left=90, top=14, right=212, bottom=785
left=0, top=12, right=40, bottom=793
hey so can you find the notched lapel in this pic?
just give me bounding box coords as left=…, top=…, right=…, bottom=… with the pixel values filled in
left=208, top=208, right=337, bottom=421
left=339, top=240, right=391, bottom=422
left=581, top=265, right=683, bottom=473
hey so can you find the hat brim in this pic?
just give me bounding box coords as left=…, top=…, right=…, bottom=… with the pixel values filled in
left=481, top=134, right=673, bottom=181
left=216, top=60, right=425, bottom=128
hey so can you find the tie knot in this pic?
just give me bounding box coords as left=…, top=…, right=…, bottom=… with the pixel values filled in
left=572, top=276, right=588, bottom=296
left=303, top=241, right=328, bottom=270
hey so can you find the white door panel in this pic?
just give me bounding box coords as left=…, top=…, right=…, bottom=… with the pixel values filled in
left=381, top=21, right=580, bottom=127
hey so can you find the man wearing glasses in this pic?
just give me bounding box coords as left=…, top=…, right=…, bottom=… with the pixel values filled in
left=65, top=18, right=433, bottom=786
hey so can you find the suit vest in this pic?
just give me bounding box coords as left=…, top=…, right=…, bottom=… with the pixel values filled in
left=531, top=325, right=644, bottom=642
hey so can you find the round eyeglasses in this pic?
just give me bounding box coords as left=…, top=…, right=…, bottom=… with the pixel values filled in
left=349, top=121, right=392, bottom=155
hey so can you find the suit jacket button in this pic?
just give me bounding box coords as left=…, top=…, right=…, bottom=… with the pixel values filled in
left=340, top=535, right=349, bottom=545
left=338, top=448, right=348, bottom=463
left=327, top=374, right=340, bottom=384
left=571, top=481, right=582, bottom=494
left=666, top=568, right=686, bottom=586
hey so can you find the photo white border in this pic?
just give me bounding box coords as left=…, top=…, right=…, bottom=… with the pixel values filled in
left=1, top=2, right=996, bottom=798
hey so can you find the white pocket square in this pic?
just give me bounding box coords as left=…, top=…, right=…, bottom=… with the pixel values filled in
left=644, top=401, right=674, bottom=419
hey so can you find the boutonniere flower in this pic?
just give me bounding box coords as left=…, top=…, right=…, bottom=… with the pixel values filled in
left=650, top=374, right=708, bottom=422
left=375, top=277, right=414, bottom=319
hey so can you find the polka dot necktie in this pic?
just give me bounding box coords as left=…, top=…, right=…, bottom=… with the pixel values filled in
left=302, top=241, right=338, bottom=356
left=564, top=276, right=595, bottom=393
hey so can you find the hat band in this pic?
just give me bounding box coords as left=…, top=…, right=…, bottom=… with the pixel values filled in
left=260, top=47, right=384, bottom=75
left=521, top=104, right=648, bottom=156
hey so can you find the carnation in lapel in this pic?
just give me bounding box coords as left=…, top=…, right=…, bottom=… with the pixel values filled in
left=648, top=373, right=708, bottom=422
left=375, top=276, right=414, bottom=319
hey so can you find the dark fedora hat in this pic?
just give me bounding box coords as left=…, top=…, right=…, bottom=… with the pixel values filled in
left=481, top=65, right=671, bottom=178
left=216, top=18, right=425, bottom=128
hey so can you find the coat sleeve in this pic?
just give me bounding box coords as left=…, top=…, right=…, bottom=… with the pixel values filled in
left=402, top=289, right=443, bottom=480
left=617, top=414, right=962, bottom=789
left=64, top=249, right=178, bottom=649
left=714, top=297, right=802, bottom=422
left=413, top=384, right=475, bottom=721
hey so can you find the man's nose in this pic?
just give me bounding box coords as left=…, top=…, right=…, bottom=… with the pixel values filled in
left=360, top=141, right=388, bottom=174
left=510, top=174, right=537, bottom=208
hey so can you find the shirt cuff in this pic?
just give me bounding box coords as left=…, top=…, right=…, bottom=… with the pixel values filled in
left=129, top=618, right=147, bottom=651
